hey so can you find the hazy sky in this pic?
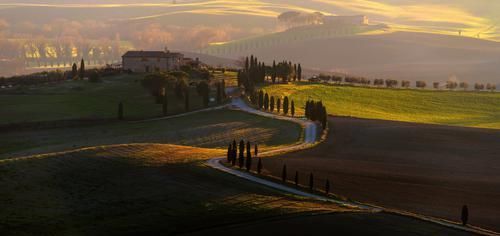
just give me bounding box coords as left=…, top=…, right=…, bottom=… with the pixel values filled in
left=1, top=0, right=499, bottom=39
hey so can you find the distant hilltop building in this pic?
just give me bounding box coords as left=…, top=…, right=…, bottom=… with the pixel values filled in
left=323, top=15, right=368, bottom=26
left=278, top=11, right=368, bottom=29
left=122, top=49, right=184, bottom=73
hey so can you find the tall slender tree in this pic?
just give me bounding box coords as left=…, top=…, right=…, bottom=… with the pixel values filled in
left=238, top=140, right=245, bottom=168
left=257, top=158, right=263, bottom=174
left=277, top=98, right=281, bottom=113
left=216, top=82, right=222, bottom=104
left=283, top=96, right=289, bottom=115
left=291, top=100, right=295, bottom=117
left=264, top=93, right=269, bottom=110
left=245, top=141, right=252, bottom=171
left=258, top=90, right=264, bottom=109
left=71, top=63, right=78, bottom=79
left=227, top=144, right=232, bottom=163
left=297, top=64, right=302, bottom=81
left=461, top=205, right=469, bottom=226
left=270, top=96, right=275, bottom=112
left=254, top=143, right=258, bottom=157
left=79, top=58, right=85, bottom=79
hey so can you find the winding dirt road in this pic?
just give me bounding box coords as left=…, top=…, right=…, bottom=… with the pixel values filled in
left=206, top=96, right=499, bottom=236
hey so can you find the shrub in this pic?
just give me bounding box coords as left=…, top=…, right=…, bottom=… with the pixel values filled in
left=257, top=158, right=262, bottom=174
left=282, top=164, right=287, bottom=182
left=461, top=205, right=468, bottom=226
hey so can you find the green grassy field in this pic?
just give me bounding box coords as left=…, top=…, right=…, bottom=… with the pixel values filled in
left=0, top=74, right=213, bottom=125
left=262, top=82, right=500, bottom=129
left=0, top=109, right=301, bottom=159
left=0, top=144, right=350, bottom=235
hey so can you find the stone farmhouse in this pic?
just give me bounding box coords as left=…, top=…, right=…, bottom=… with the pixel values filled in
left=122, top=49, right=184, bottom=73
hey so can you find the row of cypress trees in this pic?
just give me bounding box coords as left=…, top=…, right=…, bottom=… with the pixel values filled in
left=305, top=100, right=327, bottom=129
left=252, top=90, right=295, bottom=116
left=237, top=55, right=303, bottom=94
left=70, top=59, right=85, bottom=80
left=227, top=140, right=262, bottom=173
left=281, top=164, right=331, bottom=194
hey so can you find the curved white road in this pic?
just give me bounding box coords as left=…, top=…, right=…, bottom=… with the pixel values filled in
left=207, top=95, right=499, bottom=236
left=230, top=97, right=317, bottom=144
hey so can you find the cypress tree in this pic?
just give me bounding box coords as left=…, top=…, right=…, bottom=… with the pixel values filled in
left=118, top=102, right=124, bottom=120
left=222, top=79, right=227, bottom=99
left=231, top=140, right=237, bottom=166
left=258, top=90, right=264, bottom=109
left=216, top=82, right=222, bottom=104
left=283, top=96, right=289, bottom=115
left=294, top=171, right=299, bottom=186
left=282, top=164, right=287, bottom=182
left=321, top=106, right=327, bottom=129
left=71, top=63, right=78, bottom=79
left=237, top=70, right=242, bottom=87
left=293, top=64, right=297, bottom=81
left=246, top=141, right=251, bottom=157
left=264, top=93, right=269, bottom=110
left=461, top=205, right=469, bottom=226
left=270, top=96, right=275, bottom=112
left=254, top=143, right=258, bottom=157
left=325, top=179, right=330, bottom=194
left=297, top=64, right=302, bottom=81
left=245, top=144, right=252, bottom=171
left=227, top=144, right=232, bottom=163
left=291, top=100, right=295, bottom=117
left=245, top=57, right=249, bottom=72
left=277, top=98, right=281, bottom=113
left=231, top=148, right=237, bottom=166
left=309, top=173, right=314, bottom=192
left=272, top=60, right=277, bottom=84
left=257, top=158, right=262, bottom=174
left=238, top=140, right=245, bottom=168
left=79, top=58, right=85, bottom=79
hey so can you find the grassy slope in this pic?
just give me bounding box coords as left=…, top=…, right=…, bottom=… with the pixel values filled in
left=0, top=74, right=210, bottom=125
left=263, top=82, right=500, bottom=129
left=0, top=109, right=301, bottom=159
left=0, top=144, right=350, bottom=235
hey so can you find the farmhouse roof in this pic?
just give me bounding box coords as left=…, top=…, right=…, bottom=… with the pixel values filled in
left=122, top=51, right=183, bottom=58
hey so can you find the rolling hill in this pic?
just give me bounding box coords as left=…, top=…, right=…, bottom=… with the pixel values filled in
left=201, top=31, right=500, bottom=85
left=262, top=82, right=500, bottom=129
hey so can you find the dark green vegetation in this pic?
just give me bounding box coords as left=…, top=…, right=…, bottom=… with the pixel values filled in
left=0, top=110, right=301, bottom=159
left=187, top=212, right=471, bottom=236
left=263, top=82, right=500, bottom=129
left=0, top=144, right=349, bottom=235
left=237, top=55, right=301, bottom=93
left=0, top=74, right=212, bottom=125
